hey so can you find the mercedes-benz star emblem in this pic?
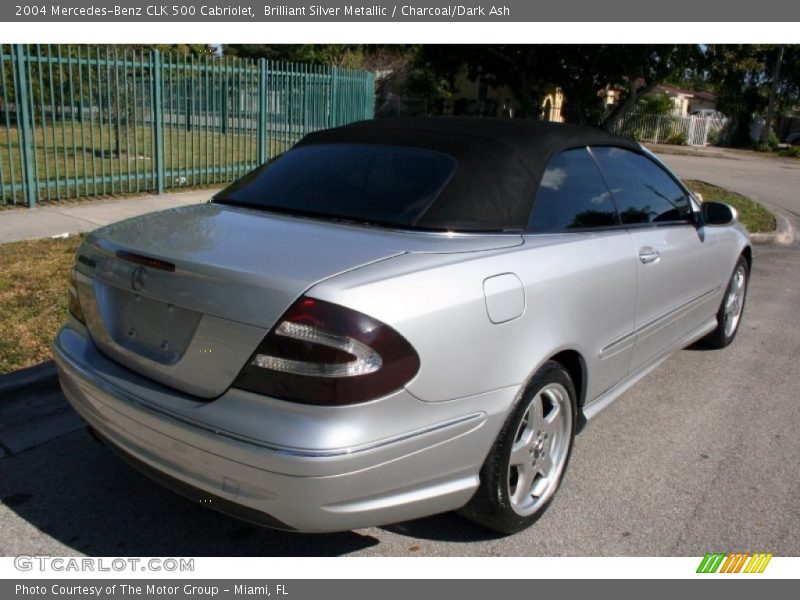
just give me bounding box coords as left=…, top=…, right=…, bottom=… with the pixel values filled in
left=131, top=266, right=147, bottom=292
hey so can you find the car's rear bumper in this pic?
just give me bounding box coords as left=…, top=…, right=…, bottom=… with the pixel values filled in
left=54, top=320, right=516, bottom=532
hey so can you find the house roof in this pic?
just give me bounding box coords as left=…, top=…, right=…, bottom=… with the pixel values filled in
left=297, top=117, right=640, bottom=231
left=654, top=85, right=717, bottom=102
left=690, top=89, right=718, bottom=102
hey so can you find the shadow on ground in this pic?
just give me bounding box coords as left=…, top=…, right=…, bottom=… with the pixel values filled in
left=0, top=424, right=494, bottom=556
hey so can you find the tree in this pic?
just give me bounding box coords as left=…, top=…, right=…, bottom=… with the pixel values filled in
left=703, top=45, right=799, bottom=147
left=411, top=45, right=701, bottom=127
left=760, top=45, right=784, bottom=145
left=551, top=45, right=701, bottom=129
left=706, top=45, right=768, bottom=146
left=224, top=44, right=800, bottom=144
left=414, top=45, right=551, bottom=118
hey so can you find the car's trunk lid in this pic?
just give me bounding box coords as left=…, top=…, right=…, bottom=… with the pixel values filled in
left=75, top=203, right=521, bottom=398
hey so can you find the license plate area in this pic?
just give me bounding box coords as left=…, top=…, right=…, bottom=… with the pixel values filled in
left=94, top=282, right=202, bottom=365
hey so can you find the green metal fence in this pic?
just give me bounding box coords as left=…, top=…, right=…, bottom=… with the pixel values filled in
left=0, top=44, right=376, bottom=207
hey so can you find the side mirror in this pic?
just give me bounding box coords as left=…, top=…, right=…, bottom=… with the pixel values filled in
left=702, top=201, right=737, bottom=226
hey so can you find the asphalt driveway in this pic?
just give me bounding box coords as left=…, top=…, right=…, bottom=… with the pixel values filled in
left=659, top=148, right=800, bottom=221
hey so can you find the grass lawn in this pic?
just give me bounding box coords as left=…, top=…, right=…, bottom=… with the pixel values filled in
left=0, top=181, right=777, bottom=374
left=1, top=122, right=289, bottom=206
left=0, top=235, right=82, bottom=373
left=683, top=179, right=776, bottom=233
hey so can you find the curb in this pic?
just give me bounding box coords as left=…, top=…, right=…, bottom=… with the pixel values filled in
left=647, top=144, right=731, bottom=160
left=749, top=210, right=796, bottom=245
left=0, top=361, right=59, bottom=401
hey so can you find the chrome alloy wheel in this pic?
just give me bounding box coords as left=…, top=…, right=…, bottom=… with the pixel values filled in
left=507, top=382, right=573, bottom=516
left=723, top=263, right=747, bottom=338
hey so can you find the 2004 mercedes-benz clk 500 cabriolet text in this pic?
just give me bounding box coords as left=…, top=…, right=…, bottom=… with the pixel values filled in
left=54, top=118, right=751, bottom=534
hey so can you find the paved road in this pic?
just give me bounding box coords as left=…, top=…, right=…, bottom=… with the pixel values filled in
left=660, top=149, right=800, bottom=220
left=1, top=153, right=798, bottom=557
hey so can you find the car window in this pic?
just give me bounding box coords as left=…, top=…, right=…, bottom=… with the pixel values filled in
left=213, top=144, right=456, bottom=229
left=590, top=146, right=693, bottom=225
left=528, top=147, right=620, bottom=232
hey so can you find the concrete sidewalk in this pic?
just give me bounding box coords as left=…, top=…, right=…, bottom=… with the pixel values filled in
left=0, top=188, right=222, bottom=244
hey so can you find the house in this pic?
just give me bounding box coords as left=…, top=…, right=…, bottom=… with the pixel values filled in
left=684, top=89, right=718, bottom=115
left=540, top=89, right=565, bottom=122
left=601, top=84, right=718, bottom=117
left=651, top=85, right=718, bottom=116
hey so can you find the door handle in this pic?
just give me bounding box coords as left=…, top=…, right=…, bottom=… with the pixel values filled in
left=639, top=247, right=661, bottom=264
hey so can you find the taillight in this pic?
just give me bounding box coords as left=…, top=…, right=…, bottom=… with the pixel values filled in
left=233, top=297, right=420, bottom=405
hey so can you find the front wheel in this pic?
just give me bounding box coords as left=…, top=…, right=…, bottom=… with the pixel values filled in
left=459, top=361, right=576, bottom=534
left=703, top=255, right=749, bottom=349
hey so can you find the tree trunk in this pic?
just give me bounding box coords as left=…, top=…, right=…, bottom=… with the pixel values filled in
left=760, top=45, right=784, bottom=145
left=601, top=80, right=658, bottom=132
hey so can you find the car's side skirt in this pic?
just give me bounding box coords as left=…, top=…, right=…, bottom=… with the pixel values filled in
left=582, top=316, right=718, bottom=422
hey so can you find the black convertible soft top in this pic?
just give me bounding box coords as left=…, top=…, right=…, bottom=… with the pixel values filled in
left=296, top=117, right=640, bottom=231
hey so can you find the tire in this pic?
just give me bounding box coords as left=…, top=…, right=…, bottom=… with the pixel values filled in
left=459, top=361, right=576, bottom=534
left=703, top=255, right=749, bottom=349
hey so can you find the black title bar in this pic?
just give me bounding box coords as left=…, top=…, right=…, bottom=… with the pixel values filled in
left=3, top=0, right=798, bottom=22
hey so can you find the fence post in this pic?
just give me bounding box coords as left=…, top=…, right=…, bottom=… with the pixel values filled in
left=151, top=49, right=165, bottom=194
left=221, top=76, right=228, bottom=135
left=302, top=64, right=309, bottom=136
left=330, top=66, right=339, bottom=127
left=185, top=78, right=192, bottom=132
left=365, top=72, right=375, bottom=120
left=13, top=45, right=37, bottom=208
left=257, top=58, right=267, bottom=165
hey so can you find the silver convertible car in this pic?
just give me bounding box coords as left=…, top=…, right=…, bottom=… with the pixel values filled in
left=54, top=118, right=750, bottom=534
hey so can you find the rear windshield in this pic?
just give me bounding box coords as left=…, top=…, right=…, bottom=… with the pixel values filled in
left=213, top=144, right=456, bottom=228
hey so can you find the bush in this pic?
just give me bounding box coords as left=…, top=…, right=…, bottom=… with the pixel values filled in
left=666, top=130, right=688, bottom=146
left=706, top=125, right=730, bottom=147
left=767, top=130, right=780, bottom=151
left=638, top=95, right=674, bottom=116
left=631, top=128, right=647, bottom=142
left=753, top=130, right=780, bottom=152
left=767, top=131, right=780, bottom=150
left=779, top=145, right=800, bottom=158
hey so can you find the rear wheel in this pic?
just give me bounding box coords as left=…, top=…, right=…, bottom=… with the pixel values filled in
left=459, top=361, right=576, bottom=534
left=703, top=255, right=749, bottom=349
